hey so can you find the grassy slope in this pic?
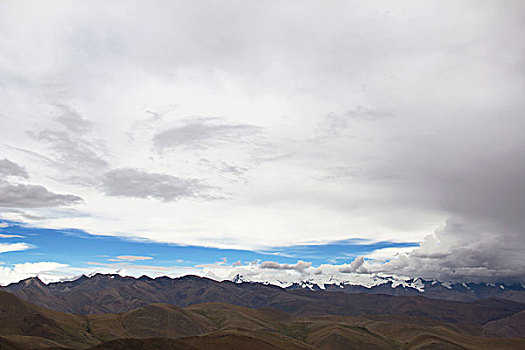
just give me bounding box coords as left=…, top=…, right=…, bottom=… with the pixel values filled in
left=1, top=291, right=525, bottom=349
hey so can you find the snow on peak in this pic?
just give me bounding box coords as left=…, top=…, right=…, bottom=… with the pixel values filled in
left=231, top=274, right=244, bottom=283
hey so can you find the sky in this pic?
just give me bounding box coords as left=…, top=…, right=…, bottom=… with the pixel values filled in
left=0, top=0, right=524, bottom=285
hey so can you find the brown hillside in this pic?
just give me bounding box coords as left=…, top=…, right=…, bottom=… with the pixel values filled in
left=1, top=290, right=525, bottom=349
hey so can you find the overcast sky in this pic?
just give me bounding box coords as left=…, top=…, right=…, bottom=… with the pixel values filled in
left=1, top=0, right=524, bottom=284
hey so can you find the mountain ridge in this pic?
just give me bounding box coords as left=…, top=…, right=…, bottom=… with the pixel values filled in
left=3, top=273, right=525, bottom=321
left=5, top=273, right=525, bottom=306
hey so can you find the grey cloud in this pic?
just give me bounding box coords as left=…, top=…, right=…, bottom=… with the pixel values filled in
left=260, top=260, right=312, bottom=271
left=218, top=163, right=248, bottom=177
left=197, top=159, right=249, bottom=180
left=339, top=256, right=365, bottom=273
left=55, top=104, right=94, bottom=134
left=15, top=212, right=47, bottom=220
left=317, top=106, right=391, bottom=137
left=145, top=104, right=178, bottom=121
left=153, top=118, right=261, bottom=152
left=320, top=166, right=396, bottom=182
left=360, top=107, right=525, bottom=282
left=207, top=161, right=250, bottom=184
left=0, top=159, right=29, bottom=178
left=374, top=218, right=525, bottom=283
left=102, top=168, right=212, bottom=202
left=24, top=104, right=107, bottom=187
left=0, top=208, right=46, bottom=220
left=33, top=130, right=109, bottom=171
left=0, top=183, right=82, bottom=208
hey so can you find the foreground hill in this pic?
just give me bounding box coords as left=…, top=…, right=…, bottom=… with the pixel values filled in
left=1, top=290, right=525, bottom=349
left=4, top=274, right=525, bottom=324
left=483, top=310, right=525, bottom=338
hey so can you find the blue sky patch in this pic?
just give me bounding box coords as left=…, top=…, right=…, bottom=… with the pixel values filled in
left=0, top=220, right=419, bottom=270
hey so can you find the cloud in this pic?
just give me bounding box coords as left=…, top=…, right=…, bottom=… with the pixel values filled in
left=364, top=247, right=416, bottom=261
left=0, top=242, right=32, bottom=254
left=316, top=106, right=391, bottom=137
left=0, top=157, right=82, bottom=213
left=0, top=1, right=524, bottom=284
left=54, top=104, right=94, bottom=134
left=111, top=255, right=153, bottom=261
left=0, top=208, right=46, bottom=221
left=20, top=103, right=108, bottom=188
left=0, top=159, right=29, bottom=178
left=85, top=261, right=192, bottom=277
left=0, top=234, right=24, bottom=238
left=0, top=262, right=69, bottom=285
left=0, top=183, right=82, bottom=208
left=260, top=260, right=312, bottom=271
left=195, top=258, right=393, bottom=289
left=215, top=162, right=249, bottom=182
left=374, top=217, right=525, bottom=283
left=339, top=256, right=366, bottom=273
left=0, top=223, right=9, bottom=228
left=32, top=130, right=109, bottom=172
left=88, top=261, right=167, bottom=270
left=101, top=168, right=213, bottom=202
left=153, top=118, right=261, bottom=152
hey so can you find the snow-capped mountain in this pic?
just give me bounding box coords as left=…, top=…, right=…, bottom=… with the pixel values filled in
left=229, top=274, right=525, bottom=302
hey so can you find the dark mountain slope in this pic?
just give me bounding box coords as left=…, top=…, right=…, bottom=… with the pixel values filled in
left=483, top=310, right=525, bottom=337
left=4, top=274, right=525, bottom=327
left=88, top=337, right=197, bottom=350
left=0, top=290, right=97, bottom=348
left=1, top=291, right=525, bottom=350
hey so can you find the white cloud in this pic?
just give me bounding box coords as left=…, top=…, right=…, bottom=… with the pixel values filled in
left=260, top=260, right=312, bottom=271
left=364, top=247, right=417, bottom=261
left=339, top=256, right=366, bottom=273
left=0, top=242, right=32, bottom=254
left=0, top=234, right=24, bottom=238
left=194, top=259, right=402, bottom=289
left=111, top=255, right=153, bottom=261
left=0, top=261, right=69, bottom=285
left=85, top=261, right=200, bottom=280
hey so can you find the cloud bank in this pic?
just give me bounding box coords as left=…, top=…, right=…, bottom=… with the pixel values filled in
left=260, top=260, right=312, bottom=271
left=0, top=158, right=29, bottom=178
left=0, top=262, right=69, bottom=285
left=0, top=184, right=82, bottom=208
left=101, top=168, right=214, bottom=202
left=0, top=1, right=524, bottom=283
left=0, top=242, right=32, bottom=254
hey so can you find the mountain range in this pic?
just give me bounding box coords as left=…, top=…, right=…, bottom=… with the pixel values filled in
left=1, top=274, right=525, bottom=349
left=1, top=283, right=525, bottom=349
left=4, top=273, right=525, bottom=315
left=284, top=277, right=525, bottom=303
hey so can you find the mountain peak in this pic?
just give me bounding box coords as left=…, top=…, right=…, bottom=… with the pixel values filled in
left=231, top=274, right=251, bottom=284
left=24, top=276, right=45, bottom=286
